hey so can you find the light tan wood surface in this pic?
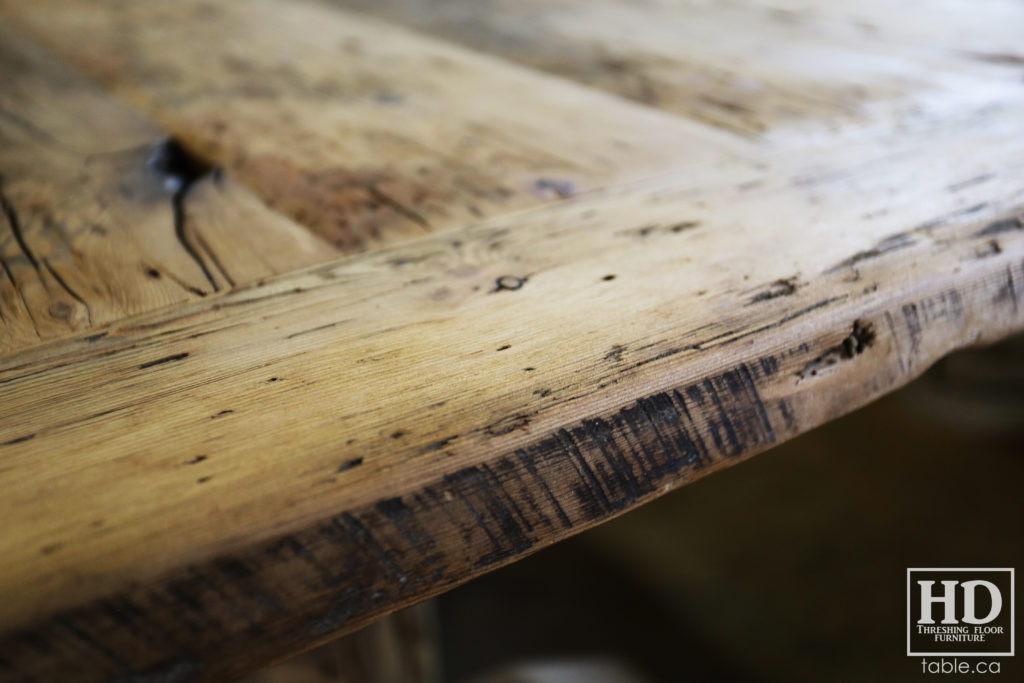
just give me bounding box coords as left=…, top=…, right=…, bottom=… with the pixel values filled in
left=0, top=1, right=1022, bottom=681
left=328, top=0, right=1024, bottom=143
left=0, top=28, right=339, bottom=354
left=0, top=0, right=746, bottom=252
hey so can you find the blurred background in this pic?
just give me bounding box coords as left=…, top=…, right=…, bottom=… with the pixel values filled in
left=243, top=335, right=1023, bottom=683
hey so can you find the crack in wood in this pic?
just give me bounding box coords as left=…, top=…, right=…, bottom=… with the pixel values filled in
left=0, top=179, right=40, bottom=273
left=366, top=183, right=431, bottom=231
left=147, top=139, right=221, bottom=293
left=42, top=258, right=93, bottom=326
left=798, top=319, right=876, bottom=380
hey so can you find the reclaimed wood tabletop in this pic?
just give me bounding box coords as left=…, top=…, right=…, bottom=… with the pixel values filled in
left=1, top=1, right=1022, bottom=680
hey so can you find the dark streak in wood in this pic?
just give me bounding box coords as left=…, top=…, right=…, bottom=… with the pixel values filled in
left=976, top=217, right=1022, bottom=237
left=483, top=413, right=531, bottom=437
left=419, top=435, right=458, bottom=454
left=947, top=173, right=993, bottom=192
left=962, top=50, right=1024, bottom=66
left=827, top=232, right=914, bottom=271
left=697, top=296, right=848, bottom=351
left=995, top=264, right=1019, bottom=311
left=748, top=276, right=799, bottom=303
left=138, top=352, right=190, bottom=369
left=1, top=433, right=35, bottom=446
left=335, top=457, right=364, bottom=473
left=284, top=321, right=346, bottom=339
left=604, top=344, right=626, bottom=363
left=632, top=346, right=694, bottom=368
left=902, top=303, right=922, bottom=355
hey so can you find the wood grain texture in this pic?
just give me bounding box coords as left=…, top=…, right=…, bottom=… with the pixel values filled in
left=0, top=28, right=339, bottom=355
left=0, top=0, right=747, bottom=252
left=1, top=93, right=1022, bottom=679
left=327, top=0, right=1024, bottom=143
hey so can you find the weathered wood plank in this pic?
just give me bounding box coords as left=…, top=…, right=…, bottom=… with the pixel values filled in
left=326, top=0, right=1024, bottom=142
left=0, top=0, right=747, bottom=253
left=0, top=28, right=339, bottom=354
left=1, top=100, right=1022, bottom=679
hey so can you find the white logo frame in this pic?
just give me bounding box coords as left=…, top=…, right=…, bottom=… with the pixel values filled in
left=907, top=568, right=1015, bottom=657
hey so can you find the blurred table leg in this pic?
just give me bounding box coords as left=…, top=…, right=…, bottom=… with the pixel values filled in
left=241, top=602, right=440, bottom=683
